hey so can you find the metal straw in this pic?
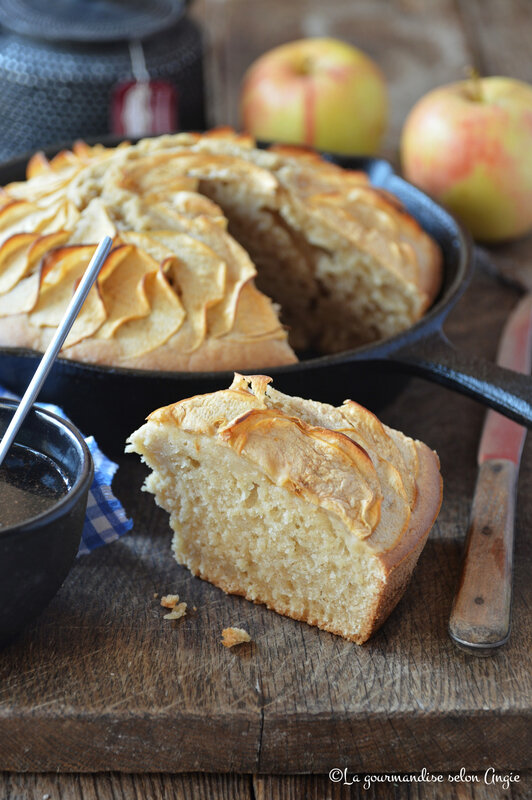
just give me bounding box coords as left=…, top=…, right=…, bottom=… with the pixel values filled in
left=0, top=235, right=113, bottom=467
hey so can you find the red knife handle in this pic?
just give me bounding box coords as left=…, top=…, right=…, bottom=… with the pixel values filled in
left=448, top=459, right=516, bottom=655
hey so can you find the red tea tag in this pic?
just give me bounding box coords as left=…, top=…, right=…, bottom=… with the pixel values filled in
left=111, top=79, right=178, bottom=137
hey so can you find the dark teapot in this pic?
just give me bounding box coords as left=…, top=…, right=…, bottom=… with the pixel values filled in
left=0, top=0, right=206, bottom=160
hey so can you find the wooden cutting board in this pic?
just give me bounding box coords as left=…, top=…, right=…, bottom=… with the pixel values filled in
left=0, top=268, right=530, bottom=774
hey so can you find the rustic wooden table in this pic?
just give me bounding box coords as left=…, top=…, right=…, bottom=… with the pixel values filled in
left=1, top=1, right=531, bottom=797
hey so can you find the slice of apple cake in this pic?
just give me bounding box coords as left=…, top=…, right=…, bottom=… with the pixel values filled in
left=126, top=373, right=442, bottom=643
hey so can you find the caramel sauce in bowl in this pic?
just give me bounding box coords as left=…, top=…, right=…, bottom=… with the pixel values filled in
left=0, top=399, right=93, bottom=645
left=0, top=444, right=69, bottom=529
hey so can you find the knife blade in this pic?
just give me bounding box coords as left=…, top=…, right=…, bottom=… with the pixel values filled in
left=448, top=293, right=532, bottom=655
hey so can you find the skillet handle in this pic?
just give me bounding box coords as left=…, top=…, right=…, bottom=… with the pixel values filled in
left=389, top=329, right=532, bottom=427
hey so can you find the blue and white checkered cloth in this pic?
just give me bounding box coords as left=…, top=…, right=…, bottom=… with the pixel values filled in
left=1, top=387, right=133, bottom=556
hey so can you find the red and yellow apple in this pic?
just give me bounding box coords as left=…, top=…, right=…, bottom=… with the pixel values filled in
left=401, top=76, right=532, bottom=242
left=239, top=38, right=388, bottom=156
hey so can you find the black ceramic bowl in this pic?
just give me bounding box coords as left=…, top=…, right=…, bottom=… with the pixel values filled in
left=0, top=400, right=93, bottom=646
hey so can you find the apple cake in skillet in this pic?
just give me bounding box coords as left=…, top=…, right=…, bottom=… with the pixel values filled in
left=0, top=129, right=441, bottom=369
left=127, top=374, right=442, bottom=643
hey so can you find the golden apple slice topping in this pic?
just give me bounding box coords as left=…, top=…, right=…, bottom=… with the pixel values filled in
left=117, top=153, right=198, bottom=198
left=151, top=373, right=414, bottom=552
left=48, top=149, right=82, bottom=172
left=26, top=151, right=53, bottom=179
left=0, top=268, right=42, bottom=316
left=95, top=245, right=156, bottom=339
left=340, top=190, right=423, bottom=287
left=383, top=425, right=420, bottom=501
left=159, top=234, right=226, bottom=353
left=172, top=129, right=271, bottom=168
left=35, top=144, right=108, bottom=176
left=116, top=230, right=240, bottom=346
left=134, top=201, right=209, bottom=233
left=196, top=127, right=255, bottom=150
left=204, top=234, right=259, bottom=338
left=0, top=200, right=40, bottom=231
left=0, top=230, right=70, bottom=295
left=72, top=141, right=94, bottom=161
left=5, top=165, right=82, bottom=203
left=187, top=152, right=279, bottom=202
left=275, top=152, right=369, bottom=191
left=227, top=373, right=412, bottom=547
left=72, top=141, right=109, bottom=163
left=340, top=399, right=417, bottom=507
left=287, top=189, right=421, bottom=290
left=152, top=385, right=268, bottom=432
left=219, top=408, right=382, bottom=538
left=72, top=139, right=130, bottom=164
left=0, top=129, right=438, bottom=366
left=224, top=281, right=287, bottom=342
left=65, top=155, right=129, bottom=212
left=277, top=159, right=429, bottom=293
left=0, top=225, right=76, bottom=323
left=269, top=156, right=431, bottom=293
left=28, top=244, right=107, bottom=346
left=116, top=222, right=247, bottom=351
left=134, top=132, right=201, bottom=156
left=39, top=200, right=81, bottom=235
left=27, top=230, right=73, bottom=265
left=132, top=193, right=227, bottom=231
left=116, top=150, right=279, bottom=203
left=0, top=188, right=12, bottom=211
left=164, top=191, right=225, bottom=221
left=150, top=226, right=253, bottom=339
left=39, top=243, right=96, bottom=288
left=68, top=197, right=116, bottom=245
left=62, top=279, right=107, bottom=348
left=115, top=230, right=174, bottom=263
left=0, top=199, right=77, bottom=248
left=0, top=233, right=39, bottom=294
left=106, top=267, right=185, bottom=359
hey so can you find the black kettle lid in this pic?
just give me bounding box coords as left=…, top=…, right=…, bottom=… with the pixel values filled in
left=0, top=0, right=187, bottom=43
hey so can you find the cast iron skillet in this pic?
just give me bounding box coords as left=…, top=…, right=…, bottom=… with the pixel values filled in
left=0, top=145, right=530, bottom=457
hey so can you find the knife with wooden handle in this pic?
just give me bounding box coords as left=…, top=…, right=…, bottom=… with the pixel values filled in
left=449, top=293, right=532, bottom=655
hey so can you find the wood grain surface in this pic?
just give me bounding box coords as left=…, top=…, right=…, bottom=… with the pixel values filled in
left=1, top=0, right=531, bottom=795
left=0, top=772, right=531, bottom=800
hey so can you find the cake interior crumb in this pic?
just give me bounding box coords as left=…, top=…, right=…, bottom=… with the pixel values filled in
left=222, top=627, right=252, bottom=648
left=163, top=602, right=187, bottom=621
left=161, top=594, right=180, bottom=609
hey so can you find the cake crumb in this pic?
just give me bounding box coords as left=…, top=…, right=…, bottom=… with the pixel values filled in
left=153, top=592, right=159, bottom=599
left=163, top=602, right=187, bottom=620
left=161, top=594, right=180, bottom=609
left=222, top=627, right=251, bottom=648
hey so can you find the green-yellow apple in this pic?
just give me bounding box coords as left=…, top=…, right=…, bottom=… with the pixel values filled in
left=401, top=76, right=532, bottom=242
left=239, top=37, right=388, bottom=155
